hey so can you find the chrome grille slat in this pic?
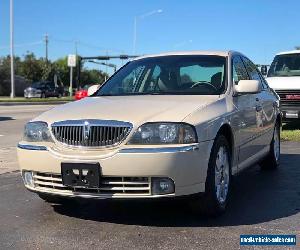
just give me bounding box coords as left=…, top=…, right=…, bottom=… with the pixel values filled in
left=104, top=126, right=107, bottom=145
left=99, top=127, right=102, bottom=146
left=51, top=120, right=132, bottom=147
left=33, top=172, right=151, bottom=196
left=275, top=89, right=300, bottom=106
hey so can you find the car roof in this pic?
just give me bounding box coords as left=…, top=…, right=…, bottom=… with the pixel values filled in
left=132, top=50, right=237, bottom=61
left=276, top=50, right=300, bottom=56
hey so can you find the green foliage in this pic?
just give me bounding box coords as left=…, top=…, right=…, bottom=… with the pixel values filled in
left=81, top=69, right=108, bottom=86
left=0, top=52, right=109, bottom=95
left=20, top=53, right=45, bottom=81
left=51, top=57, right=69, bottom=85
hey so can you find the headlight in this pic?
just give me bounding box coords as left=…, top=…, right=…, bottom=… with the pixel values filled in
left=127, top=123, right=197, bottom=145
left=24, top=122, right=53, bottom=142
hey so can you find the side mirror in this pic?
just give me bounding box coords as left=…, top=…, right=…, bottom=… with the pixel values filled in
left=260, top=65, right=268, bottom=76
left=234, top=80, right=262, bottom=95
left=87, top=84, right=100, bottom=96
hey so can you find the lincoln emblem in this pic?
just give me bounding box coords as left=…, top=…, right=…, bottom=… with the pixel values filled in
left=83, top=121, right=90, bottom=140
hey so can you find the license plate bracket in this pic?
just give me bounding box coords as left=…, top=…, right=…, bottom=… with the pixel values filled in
left=61, top=163, right=101, bottom=188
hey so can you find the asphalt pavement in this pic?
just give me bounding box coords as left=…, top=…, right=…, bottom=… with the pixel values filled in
left=0, top=105, right=299, bottom=249
left=0, top=105, right=55, bottom=174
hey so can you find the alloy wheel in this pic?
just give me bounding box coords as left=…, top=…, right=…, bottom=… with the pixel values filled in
left=215, top=146, right=230, bottom=204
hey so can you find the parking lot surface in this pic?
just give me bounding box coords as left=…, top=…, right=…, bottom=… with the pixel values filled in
left=0, top=105, right=55, bottom=174
left=0, top=105, right=299, bottom=249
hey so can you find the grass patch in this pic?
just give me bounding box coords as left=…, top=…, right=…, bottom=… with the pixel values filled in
left=281, top=121, right=300, bottom=141
left=0, top=97, right=73, bottom=102
left=281, top=129, right=300, bottom=141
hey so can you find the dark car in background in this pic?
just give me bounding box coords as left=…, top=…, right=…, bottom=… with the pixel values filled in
left=24, top=81, right=64, bottom=98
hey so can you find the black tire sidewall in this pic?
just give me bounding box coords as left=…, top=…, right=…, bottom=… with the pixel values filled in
left=271, top=123, right=280, bottom=165
left=205, top=135, right=232, bottom=213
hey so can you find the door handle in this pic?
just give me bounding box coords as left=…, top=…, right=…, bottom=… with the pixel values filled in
left=256, top=105, right=262, bottom=112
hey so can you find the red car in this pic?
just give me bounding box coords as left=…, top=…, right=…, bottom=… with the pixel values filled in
left=74, top=85, right=91, bottom=100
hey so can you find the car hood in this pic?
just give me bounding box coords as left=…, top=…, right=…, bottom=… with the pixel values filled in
left=266, top=76, right=300, bottom=90
left=34, top=95, right=219, bottom=126
left=25, top=87, right=39, bottom=91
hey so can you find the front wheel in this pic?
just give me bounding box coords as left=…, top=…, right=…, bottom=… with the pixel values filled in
left=260, top=122, right=280, bottom=170
left=190, top=135, right=232, bottom=216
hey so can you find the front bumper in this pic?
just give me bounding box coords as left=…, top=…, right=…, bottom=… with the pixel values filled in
left=17, top=142, right=213, bottom=199
left=280, top=105, right=300, bottom=119
left=24, top=92, right=42, bottom=98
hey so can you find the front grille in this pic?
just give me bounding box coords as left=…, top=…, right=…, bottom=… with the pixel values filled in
left=33, top=172, right=151, bottom=196
left=51, top=119, right=132, bottom=147
left=275, top=89, right=300, bottom=106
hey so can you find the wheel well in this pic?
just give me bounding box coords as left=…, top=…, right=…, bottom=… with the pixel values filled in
left=217, top=124, right=234, bottom=157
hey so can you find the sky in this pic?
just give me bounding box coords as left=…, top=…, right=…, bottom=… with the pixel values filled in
left=0, top=0, right=299, bottom=71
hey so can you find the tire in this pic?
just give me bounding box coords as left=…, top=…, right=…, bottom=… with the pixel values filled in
left=260, top=122, right=280, bottom=170
left=191, top=135, right=232, bottom=216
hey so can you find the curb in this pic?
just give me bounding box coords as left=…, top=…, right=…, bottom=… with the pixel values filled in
left=0, top=101, right=71, bottom=106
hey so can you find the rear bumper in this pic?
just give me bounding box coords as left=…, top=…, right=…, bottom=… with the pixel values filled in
left=17, top=141, right=213, bottom=199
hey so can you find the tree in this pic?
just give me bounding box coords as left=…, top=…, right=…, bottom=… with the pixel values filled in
left=0, top=56, right=11, bottom=95
left=19, top=53, right=44, bottom=82
left=0, top=55, right=29, bottom=96
left=52, top=57, right=109, bottom=88
left=80, top=68, right=108, bottom=86
left=51, top=57, right=69, bottom=85
left=0, top=52, right=111, bottom=95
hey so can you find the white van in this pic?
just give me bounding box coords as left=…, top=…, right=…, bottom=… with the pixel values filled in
left=266, top=50, right=300, bottom=119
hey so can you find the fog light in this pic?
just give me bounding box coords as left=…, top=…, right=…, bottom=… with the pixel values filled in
left=23, top=171, right=34, bottom=187
left=152, top=178, right=175, bottom=195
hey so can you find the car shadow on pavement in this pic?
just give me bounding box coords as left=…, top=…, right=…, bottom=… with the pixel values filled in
left=53, top=153, right=300, bottom=227
left=0, top=116, right=15, bottom=122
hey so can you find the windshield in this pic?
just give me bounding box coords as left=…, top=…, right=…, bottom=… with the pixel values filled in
left=268, top=53, right=300, bottom=77
left=82, top=85, right=92, bottom=90
left=96, top=55, right=227, bottom=96
left=31, top=82, right=45, bottom=88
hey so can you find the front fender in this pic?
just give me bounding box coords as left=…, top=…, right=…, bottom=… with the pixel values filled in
left=183, top=96, right=236, bottom=142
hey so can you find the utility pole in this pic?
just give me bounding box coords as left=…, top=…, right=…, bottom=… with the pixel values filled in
left=45, top=33, right=49, bottom=62
left=10, top=0, right=15, bottom=98
left=74, top=40, right=78, bottom=56
left=74, top=40, right=78, bottom=90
